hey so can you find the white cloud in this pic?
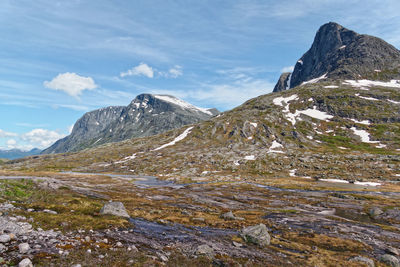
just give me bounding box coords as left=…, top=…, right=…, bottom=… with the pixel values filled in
left=0, top=129, right=18, bottom=138
left=159, top=65, right=183, bottom=78
left=20, top=129, right=66, bottom=149
left=6, top=139, right=17, bottom=148
left=281, top=66, right=294, bottom=73
left=120, top=63, right=154, bottom=78
left=44, top=72, right=97, bottom=98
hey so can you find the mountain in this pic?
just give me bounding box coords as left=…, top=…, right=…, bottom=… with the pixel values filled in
left=273, top=22, right=400, bottom=92
left=0, top=148, right=41, bottom=160
left=6, top=22, right=400, bottom=182
left=42, top=94, right=219, bottom=154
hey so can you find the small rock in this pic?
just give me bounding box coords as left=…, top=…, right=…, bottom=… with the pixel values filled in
left=103, top=238, right=108, bottom=244
left=43, top=209, right=57, bottom=215
left=349, top=256, right=375, bottom=267
left=100, top=202, right=130, bottom=218
left=86, top=249, right=92, bottom=254
left=369, top=207, right=383, bottom=217
left=27, top=209, right=34, bottom=212
left=220, top=211, right=244, bottom=220
left=0, top=244, right=6, bottom=252
left=232, top=241, right=243, bottom=248
left=19, top=243, right=30, bottom=254
left=0, top=234, right=11, bottom=243
left=71, top=264, right=82, bottom=267
left=18, top=258, right=33, bottom=267
left=380, top=254, right=400, bottom=267
left=195, top=244, right=214, bottom=258
left=129, top=245, right=138, bottom=252
left=84, top=236, right=91, bottom=242
left=116, top=242, right=123, bottom=248
left=240, top=223, right=271, bottom=247
left=192, top=217, right=205, bottom=223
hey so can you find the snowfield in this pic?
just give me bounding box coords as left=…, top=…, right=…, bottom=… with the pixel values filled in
left=154, top=95, right=213, bottom=115
left=344, top=79, right=400, bottom=88
left=153, top=126, right=194, bottom=151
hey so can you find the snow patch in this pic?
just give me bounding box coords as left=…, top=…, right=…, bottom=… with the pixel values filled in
left=301, top=73, right=327, bottom=85
left=289, top=169, right=296, bottom=177
left=355, top=93, right=379, bottom=101
left=286, top=72, right=292, bottom=90
left=154, top=95, right=212, bottom=115
left=249, top=122, right=258, bottom=128
left=388, top=99, right=400, bottom=104
left=344, top=79, right=400, bottom=88
left=354, top=181, right=381, bottom=186
left=268, top=140, right=284, bottom=154
left=339, top=45, right=346, bottom=49
left=297, top=60, right=303, bottom=65
left=324, top=85, right=339, bottom=88
left=350, top=127, right=379, bottom=143
left=153, top=126, right=194, bottom=151
left=273, top=94, right=298, bottom=107
left=244, top=155, right=256, bottom=160
left=349, top=118, right=371, bottom=125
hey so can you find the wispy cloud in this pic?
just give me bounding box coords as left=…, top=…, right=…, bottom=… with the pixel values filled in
left=0, top=129, right=18, bottom=138
left=120, top=63, right=154, bottom=78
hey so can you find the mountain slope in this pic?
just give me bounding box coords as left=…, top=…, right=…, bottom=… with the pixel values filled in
left=42, top=94, right=218, bottom=154
left=5, top=22, right=400, bottom=182
left=273, top=22, right=400, bottom=92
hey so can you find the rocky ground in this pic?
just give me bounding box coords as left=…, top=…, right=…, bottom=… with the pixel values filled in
left=0, top=172, right=399, bottom=266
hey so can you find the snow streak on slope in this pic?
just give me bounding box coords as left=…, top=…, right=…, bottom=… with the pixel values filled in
left=344, top=79, right=400, bottom=88
left=301, top=73, right=327, bottom=85
left=153, top=127, right=194, bottom=151
left=154, top=95, right=213, bottom=115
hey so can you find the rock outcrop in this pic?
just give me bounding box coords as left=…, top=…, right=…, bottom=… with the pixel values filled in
left=273, top=22, right=400, bottom=92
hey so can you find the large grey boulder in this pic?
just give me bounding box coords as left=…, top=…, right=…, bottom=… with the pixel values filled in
left=349, top=256, right=375, bottom=267
left=380, top=254, right=400, bottom=267
left=18, top=258, right=33, bottom=267
left=195, top=244, right=214, bottom=258
left=100, top=202, right=129, bottom=218
left=240, top=223, right=271, bottom=247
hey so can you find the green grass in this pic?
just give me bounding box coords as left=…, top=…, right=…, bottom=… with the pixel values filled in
left=0, top=179, right=35, bottom=201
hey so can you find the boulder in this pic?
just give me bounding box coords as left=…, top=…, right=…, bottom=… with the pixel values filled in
left=240, top=223, right=271, bottom=247
left=369, top=207, right=383, bottom=217
left=195, top=244, right=214, bottom=258
left=19, top=243, right=30, bottom=254
left=100, top=202, right=129, bottom=218
left=220, top=211, right=244, bottom=221
left=380, top=254, right=400, bottom=267
left=349, top=256, right=375, bottom=267
left=18, top=258, right=33, bottom=267
left=0, top=234, right=10, bottom=243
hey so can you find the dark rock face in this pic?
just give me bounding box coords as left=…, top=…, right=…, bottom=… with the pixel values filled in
left=273, top=22, right=400, bottom=92
left=272, top=72, right=291, bottom=92
left=42, top=94, right=218, bottom=154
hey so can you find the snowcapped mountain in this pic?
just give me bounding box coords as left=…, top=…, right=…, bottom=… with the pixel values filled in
left=41, top=94, right=218, bottom=154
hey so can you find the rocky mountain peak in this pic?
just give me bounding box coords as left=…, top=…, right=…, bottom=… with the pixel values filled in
left=42, top=94, right=218, bottom=154
left=273, top=22, right=400, bottom=92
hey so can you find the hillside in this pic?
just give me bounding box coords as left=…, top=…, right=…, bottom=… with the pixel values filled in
left=0, top=148, right=41, bottom=160
left=42, top=94, right=218, bottom=154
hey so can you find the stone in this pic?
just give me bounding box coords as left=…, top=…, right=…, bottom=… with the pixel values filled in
left=386, top=246, right=400, bottom=256
left=191, top=217, right=205, bottom=223
left=18, top=258, right=33, bottom=267
left=116, top=241, right=123, bottom=247
left=71, top=264, right=82, bottom=267
left=380, top=254, right=400, bottom=267
left=0, top=244, right=6, bottom=252
left=369, top=207, right=383, bottom=217
left=240, top=224, right=271, bottom=247
left=349, top=256, right=375, bottom=267
left=220, top=211, right=244, bottom=221
left=19, top=243, right=30, bottom=254
left=0, top=234, right=11, bottom=243
left=43, top=209, right=57, bottom=215
left=100, top=202, right=129, bottom=218
left=195, top=244, right=214, bottom=258
left=84, top=236, right=91, bottom=242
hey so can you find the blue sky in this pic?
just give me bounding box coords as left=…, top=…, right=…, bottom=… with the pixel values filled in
left=1, top=0, right=400, bottom=150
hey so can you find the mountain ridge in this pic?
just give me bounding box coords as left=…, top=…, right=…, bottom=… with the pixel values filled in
left=42, top=94, right=218, bottom=154
left=273, top=22, right=400, bottom=92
